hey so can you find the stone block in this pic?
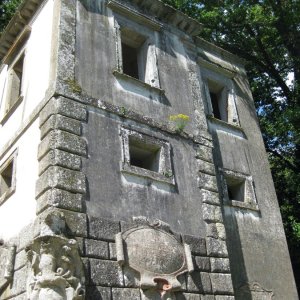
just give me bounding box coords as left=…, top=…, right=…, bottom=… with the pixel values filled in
left=210, top=258, right=230, bottom=273
left=202, top=204, right=223, bottom=223
left=176, top=292, right=201, bottom=299
left=38, top=130, right=87, bottom=159
left=36, top=166, right=86, bottom=197
left=206, top=238, right=228, bottom=257
left=109, top=242, right=117, bottom=260
left=206, top=223, right=226, bottom=240
left=10, top=265, right=28, bottom=296
left=90, top=259, right=123, bottom=287
left=40, top=114, right=82, bottom=138
left=62, top=210, right=87, bottom=237
left=195, top=145, right=213, bottom=162
left=39, top=149, right=81, bottom=175
left=14, top=249, right=27, bottom=271
left=75, top=237, right=84, bottom=255
left=197, top=160, right=215, bottom=175
left=36, top=188, right=83, bottom=214
left=200, top=296, right=215, bottom=300
left=89, top=216, right=120, bottom=241
left=200, top=189, right=220, bottom=206
left=194, top=256, right=210, bottom=272
left=85, top=286, right=111, bottom=300
left=39, top=97, right=87, bottom=126
left=112, top=288, right=141, bottom=299
left=85, top=239, right=109, bottom=259
left=186, top=272, right=212, bottom=293
left=198, top=174, right=218, bottom=192
left=209, top=273, right=234, bottom=294
left=183, top=235, right=206, bottom=256
left=214, top=296, right=234, bottom=300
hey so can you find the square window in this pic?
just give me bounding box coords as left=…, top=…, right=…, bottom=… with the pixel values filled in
left=5, top=53, right=24, bottom=114
left=121, top=28, right=147, bottom=81
left=129, top=136, right=161, bottom=172
left=0, top=150, right=17, bottom=205
left=121, top=128, right=174, bottom=184
left=221, top=169, right=258, bottom=211
left=225, top=176, right=245, bottom=202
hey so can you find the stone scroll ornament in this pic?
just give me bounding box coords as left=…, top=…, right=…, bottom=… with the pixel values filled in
left=116, top=217, right=194, bottom=299
left=26, top=211, right=85, bottom=300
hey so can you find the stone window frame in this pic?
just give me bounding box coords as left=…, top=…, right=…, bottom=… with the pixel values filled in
left=201, top=68, right=240, bottom=127
left=0, top=149, right=18, bottom=206
left=220, top=168, right=259, bottom=211
left=108, top=1, right=163, bottom=93
left=120, top=127, right=175, bottom=185
left=0, top=26, right=31, bottom=124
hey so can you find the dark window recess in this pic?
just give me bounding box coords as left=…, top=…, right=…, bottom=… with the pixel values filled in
left=129, top=137, right=161, bottom=172
left=226, top=176, right=245, bottom=202
left=0, top=161, right=13, bottom=197
left=7, top=54, right=24, bottom=112
left=122, top=43, right=139, bottom=79
left=210, top=91, right=221, bottom=120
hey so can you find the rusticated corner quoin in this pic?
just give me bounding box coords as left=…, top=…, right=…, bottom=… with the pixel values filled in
left=36, top=96, right=87, bottom=216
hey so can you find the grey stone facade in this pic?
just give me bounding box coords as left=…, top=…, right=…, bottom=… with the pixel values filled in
left=0, top=0, right=298, bottom=299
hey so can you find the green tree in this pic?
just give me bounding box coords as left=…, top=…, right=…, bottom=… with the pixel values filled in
left=0, top=0, right=22, bottom=33
left=163, top=0, right=300, bottom=290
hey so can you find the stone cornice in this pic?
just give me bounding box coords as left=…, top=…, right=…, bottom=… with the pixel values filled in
left=0, top=0, right=42, bottom=62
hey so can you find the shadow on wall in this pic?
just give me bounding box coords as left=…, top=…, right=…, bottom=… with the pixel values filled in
left=213, top=132, right=253, bottom=300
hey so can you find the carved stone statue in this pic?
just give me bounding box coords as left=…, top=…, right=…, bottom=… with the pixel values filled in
left=26, top=211, right=85, bottom=300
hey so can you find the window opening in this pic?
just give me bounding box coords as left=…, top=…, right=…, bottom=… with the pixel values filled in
left=6, top=53, right=24, bottom=113
left=121, top=28, right=147, bottom=81
left=129, top=137, right=161, bottom=172
left=0, top=160, right=13, bottom=197
left=225, top=176, right=245, bottom=202
left=208, top=80, right=228, bottom=122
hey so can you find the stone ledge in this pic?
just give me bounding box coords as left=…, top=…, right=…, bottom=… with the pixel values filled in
left=35, top=166, right=86, bottom=197
left=38, top=149, right=82, bottom=175
left=38, top=130, right=87, bottom=159
left=40, top=114, right=82, bottom=138
left=36, top=188, right=83, bottom=214
left=39, top=96, right=87, bottom=126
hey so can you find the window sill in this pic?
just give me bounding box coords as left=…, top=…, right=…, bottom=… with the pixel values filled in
left=207, top=115, right=245, bottom=137
left=121, top=163, right=175, bottom=185
left=113, top=70, right=165, bottom=96
left=225, top=199, right=259, bottom=211
left=0, top=95, right=23, bottom=125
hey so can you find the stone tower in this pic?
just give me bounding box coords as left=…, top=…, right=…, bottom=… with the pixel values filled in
left=0, top=0, right=298, bottom=299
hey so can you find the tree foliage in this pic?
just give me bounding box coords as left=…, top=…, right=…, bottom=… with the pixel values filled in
left=0, top=0, right=22, bottom=33
left=163, top=0, right=300, bottom=290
